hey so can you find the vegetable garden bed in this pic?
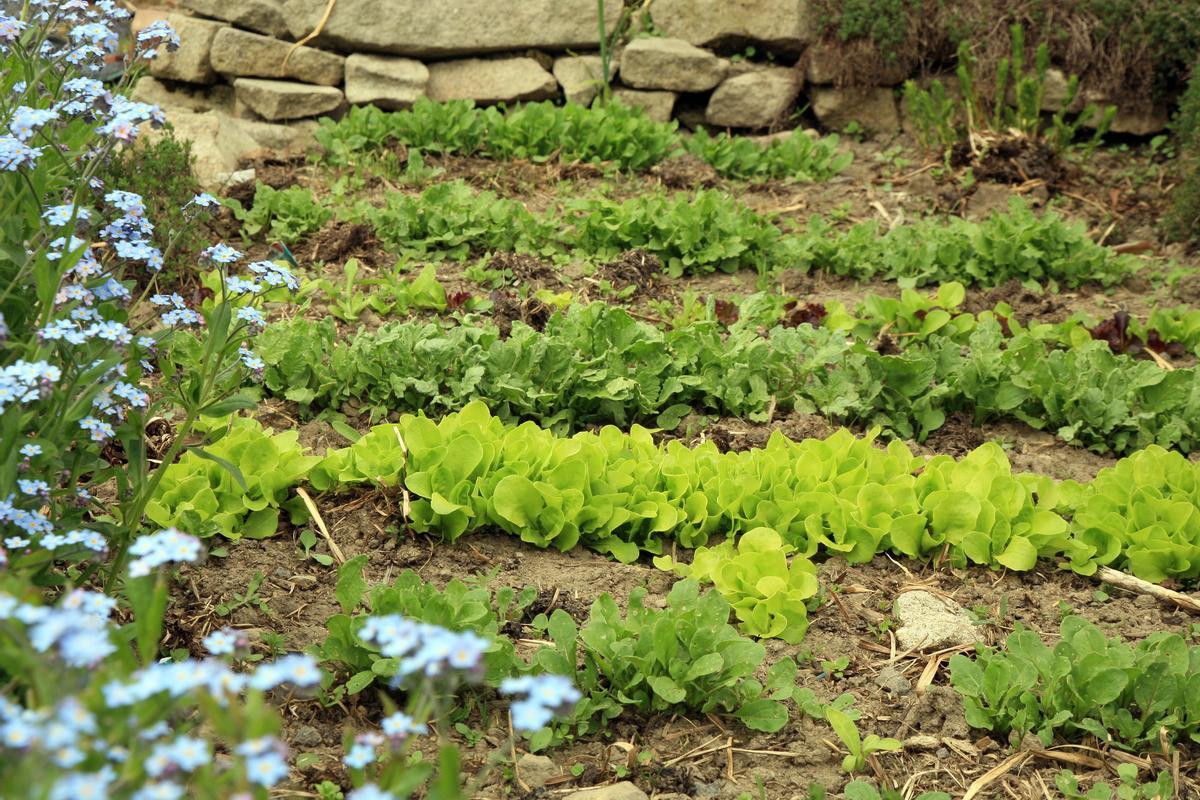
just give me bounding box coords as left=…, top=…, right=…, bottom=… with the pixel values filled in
left=5, top=15, right=1200, bottom=798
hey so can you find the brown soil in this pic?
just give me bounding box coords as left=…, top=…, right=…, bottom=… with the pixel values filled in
left=649, top=153, right=722, bottom=190
left=950, top=136, right=1070, bottom=190
left=304, top=220, right=388, bottom=267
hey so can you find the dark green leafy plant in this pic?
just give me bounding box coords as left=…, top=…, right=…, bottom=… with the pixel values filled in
left=353, top=181, right=555, bottom=260
left=258, top=298, right=1200, bottom=456
left=1055, top=765, right=1174, bottom=800
left=485, top=101, right=680, bottom=170
left=529, top=580, right=795, bottom=744
left=317, top=98, right=678, bottom=172
left=315, top=99, right=488, bottom=163
left=685, top=128, right=853, bottom=181
left=312, top=558, right=534, bottom=694
left=316, top=98, right=858, bottom=179
left=566, top=189, right=796, bottom=275
left=950, top=616, right=1200, bottom=750
left=796, top=198, right=1135, bottom=288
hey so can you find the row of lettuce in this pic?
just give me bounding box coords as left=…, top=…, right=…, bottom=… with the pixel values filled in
left=151, top=402, right=1200, bottom=600
left=257, top=298, right=1200, bottom=456
left=322, top=559, right=1200, bottom=762
left=315, top=98, right=852, bottom=180
left=241, top=175, right=1137, bottom=285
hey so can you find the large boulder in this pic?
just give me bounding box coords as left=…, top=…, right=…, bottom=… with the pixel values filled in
left=280, top=0, right=621, bottom=57
left=427, top=57, right=558, bottom=105
left=130, top=7, right=170, bottom=36
left=1106, top=107, right=1171, bottom=136
left=211, top=28, right=345, bottom=86
left=148, top=14, right=226, bottom=85
left=619, top=37, right=727, bottom=92
left=181, top=0, right=290, bottom=40
left=651, top=0, right=818, bottom=52
left=1037, top=68, right=1074, bottom=112
left=811, top=86, right=899, bottom=134
left=554, top=55, right=608, bottom=107
left=345, top=55, right=429, bottom=109
left=706, top=68, right=801, bottom=128
left=234, top=78, right=345, bottom=121
left=613, top=88, right=678, bottom=123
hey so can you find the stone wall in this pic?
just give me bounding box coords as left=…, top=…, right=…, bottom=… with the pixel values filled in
left=137, top=0, right=893, bottom=135
left=136, top=0, right=1167, bottom=151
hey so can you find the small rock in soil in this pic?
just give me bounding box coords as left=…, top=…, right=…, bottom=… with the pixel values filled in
left=903, top=734, right=941, bottom=751
left=517, top=753, right=559, bottom=788
left=893, top=590, right=979, bottom=650
left=873, top=665, right=912, bottom=695
left=290, top=724, right=323, bottom=747
left=564, top=782, right=649, bottom=800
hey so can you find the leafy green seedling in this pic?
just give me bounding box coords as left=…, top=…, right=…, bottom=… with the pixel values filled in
left=298, top=528, right=334, bottom=566
left=819, top=655, right=850, bottom=680
left=315, top=780, right=345, bottom=800
left=825, top=707, right=902, bottom=774
left=1055, top=765, right=1173, bottom=800
left=951, top=616, right=1200, bottom=750
left=215, top=571, right=271, bottom=618
left=453, top=722, right=484, bottom=747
